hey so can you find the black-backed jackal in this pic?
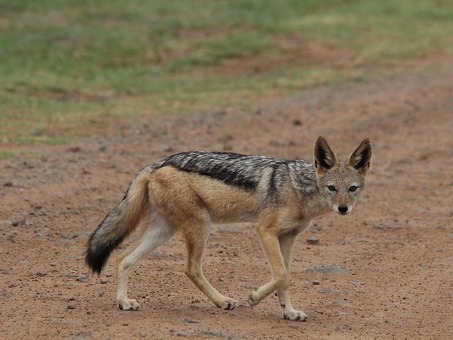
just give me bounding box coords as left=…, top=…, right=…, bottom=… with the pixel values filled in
left=86, top=136, right=372, bottom=321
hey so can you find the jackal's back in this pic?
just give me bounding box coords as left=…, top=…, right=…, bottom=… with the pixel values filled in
left=152, top=151, right=317, bottom=200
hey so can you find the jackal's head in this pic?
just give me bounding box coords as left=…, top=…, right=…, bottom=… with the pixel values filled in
left=314, top=136, right=372, bottom=215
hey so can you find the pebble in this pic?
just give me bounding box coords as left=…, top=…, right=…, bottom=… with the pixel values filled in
left=306, top=236, right=320, bottom=245
left=67, top=304, right=76, bottom=309
left=183, top=319, right=198, bottom=324
left=75, top=275, right=86, bottom=282
left=12, top=219, right=26, bottom=227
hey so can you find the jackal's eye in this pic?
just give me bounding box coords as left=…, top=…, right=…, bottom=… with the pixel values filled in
left=349, top=185, right=358, bottom=192
left=327, top=185, right=336, bottom=192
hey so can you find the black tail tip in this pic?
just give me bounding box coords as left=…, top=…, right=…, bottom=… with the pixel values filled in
left=85, top=249, right=106, bottom=275
left=85, top=221, right=125, bottom=275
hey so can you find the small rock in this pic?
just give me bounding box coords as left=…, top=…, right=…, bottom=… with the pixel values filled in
left=306, top=236, right=320, bottom=245
left=75, top=275, right=86, bottom=282
left=4, top=181, right=13, bottom=187
left=67, top=304, right=76, bottom=309
left=312, top=280, right=320, bottom=285
left=309, top=223, right=323, bottom=232
left=183, top=319, right=198, bottom=324
left=12, top=219, right=26, bottom=227
left=100, top=279, right=108, bottom=284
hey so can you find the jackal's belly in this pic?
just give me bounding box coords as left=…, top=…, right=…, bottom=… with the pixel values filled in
left=209, top=205, right=259, bottom=224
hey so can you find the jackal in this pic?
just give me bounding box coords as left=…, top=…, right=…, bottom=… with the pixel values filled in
left=86, top=136, right=372, bottom=321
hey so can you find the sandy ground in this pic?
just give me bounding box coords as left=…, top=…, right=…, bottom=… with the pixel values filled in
left=1, top=61, right=452, bottom=339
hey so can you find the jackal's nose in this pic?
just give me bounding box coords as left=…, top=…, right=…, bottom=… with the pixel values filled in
left=338, top=205, right=349, bottom=214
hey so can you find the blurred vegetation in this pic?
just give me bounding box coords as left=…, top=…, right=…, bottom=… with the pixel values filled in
left=0, top=0, right=451, bottom=144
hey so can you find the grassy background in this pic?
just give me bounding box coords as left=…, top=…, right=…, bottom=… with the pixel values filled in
left=0, top=0, right=452, bottom=144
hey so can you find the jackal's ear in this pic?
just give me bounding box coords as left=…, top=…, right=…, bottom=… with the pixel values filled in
left=314, top=136, right=338, bottom=175
left=347, top=138, right=372, bottom=176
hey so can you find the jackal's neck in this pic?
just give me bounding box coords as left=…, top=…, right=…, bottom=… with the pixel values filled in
left=287, top=162, right=330, bottom=218
left=288, top=161, right=318, bottom=196
left=303, top=190, right=331, bottom=218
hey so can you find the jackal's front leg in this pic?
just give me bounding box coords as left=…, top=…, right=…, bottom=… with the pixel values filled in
left=248, top=224, right=308, bottom=321
left=247, top=224, right=289, bottom=308
left=276, top=231, right=308, bottom=321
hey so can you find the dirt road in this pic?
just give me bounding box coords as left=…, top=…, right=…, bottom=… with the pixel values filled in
left=1, top=61, right=452, bottom=339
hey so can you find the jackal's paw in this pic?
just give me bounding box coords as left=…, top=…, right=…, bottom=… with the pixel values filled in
left=118, top=298, right=141, bottom=311
left=282, top=309, right=308, bottom=322
left=218, top=297, right=238, bottom=311
left=247, top=290, right=261, bottom=307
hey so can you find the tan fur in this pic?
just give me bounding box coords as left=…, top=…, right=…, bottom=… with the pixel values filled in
left=150, top=167, right=262, bottom=223
left=124, top=173, right=150, bottom=233
left=89, top=137, right=372, bottom=321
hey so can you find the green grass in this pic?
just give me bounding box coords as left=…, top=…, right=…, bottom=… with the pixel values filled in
left=0, top=0, right=452, bottom=144
left=0, top=149, right=18, bottom=160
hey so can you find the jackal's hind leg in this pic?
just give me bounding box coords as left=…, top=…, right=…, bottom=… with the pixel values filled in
left=184, top=221, right=238, bottom=310
left=116, top=215, right=175, bottom=310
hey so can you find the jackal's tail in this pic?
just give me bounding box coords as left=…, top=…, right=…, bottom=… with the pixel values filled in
left=86, top=170, right=150, bottom=274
